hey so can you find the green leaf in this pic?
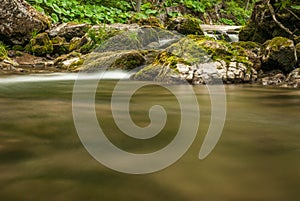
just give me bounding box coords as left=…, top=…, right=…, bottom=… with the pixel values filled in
left=291, top=5, right=300, bottom=9
left=52, top=4, right=62, bottom=14
left=51, top=13, right=59, bottom=23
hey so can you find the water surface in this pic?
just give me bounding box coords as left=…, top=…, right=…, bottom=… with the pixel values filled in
left=0, top=74, right=299, bottom=201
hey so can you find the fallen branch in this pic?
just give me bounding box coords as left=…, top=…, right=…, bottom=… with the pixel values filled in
left=267, top=0, right=295, bottom=36
left=285, top=8, right=300, bottom=21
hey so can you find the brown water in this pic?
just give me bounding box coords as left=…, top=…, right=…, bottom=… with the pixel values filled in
left=0, top=77, right=299, bottom=201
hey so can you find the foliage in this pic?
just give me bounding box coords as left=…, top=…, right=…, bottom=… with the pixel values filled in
left=26, top=0, right=258, bottom=25
left=0, top=41, right=8, bottom=60
left=27, top=0, right=132, bottom=24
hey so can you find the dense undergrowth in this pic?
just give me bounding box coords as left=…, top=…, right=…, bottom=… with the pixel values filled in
left=26, top=0, right=259, bottom=25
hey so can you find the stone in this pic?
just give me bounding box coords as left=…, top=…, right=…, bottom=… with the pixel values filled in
left=0, top=0, right=51, bottom=45
left=261, top=37, right=297, bottom=73
left=25, top=33, right=53, bottom=56
left=81, top=50, right=145, bottom=72
left=285, top=68, right=300, bottom=88
left=47, top=23, right=91, bottom=41
left=167, top=16, right=204, bottom=35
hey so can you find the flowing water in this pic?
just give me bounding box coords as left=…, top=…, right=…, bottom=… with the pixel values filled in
left=0, top=73, right=299, bottom=201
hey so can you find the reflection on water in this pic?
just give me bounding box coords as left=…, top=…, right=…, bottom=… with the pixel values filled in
left=0, top=78, right=299, bottom=201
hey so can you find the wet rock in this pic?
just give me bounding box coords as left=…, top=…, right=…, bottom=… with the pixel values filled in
left=258, top=69, right=286, bottom=86
left=81, top=50, right=145, bottom=72
left=25, top=33, right=53, bottom=56
left=0, top=0, right=51, bottom=45
left=134, top=36, right=257, bottom=84
left=167, top=16, right=204, bottom=35
left=47, top=23, right=91, bottom=41
left=261, top=37, right=297, bottom=73
left=54, top=52, right=83, bottom=70
left=285, top=68, right=300, bottom=88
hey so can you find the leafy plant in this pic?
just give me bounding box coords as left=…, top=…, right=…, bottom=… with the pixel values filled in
left=0, top=41, right=8, bottom=60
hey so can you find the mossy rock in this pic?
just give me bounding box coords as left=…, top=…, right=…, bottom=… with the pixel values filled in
left=52, top=36, right=69, bottom=54
left=167, top=15, right=204, bottom=35
left=261, top=37, right=297, bottom=73
left=136, top=17, right=164, bottom=28
left=25, top=33, right=53, bottom=56
left=110, top=51, right=145, bottom=70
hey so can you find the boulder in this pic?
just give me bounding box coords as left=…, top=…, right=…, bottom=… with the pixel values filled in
left=260, top=37, right=297, bottom=73
left=167, top=16, right=204, bottom=35
left=80, top=50, right=145, bottom=72
left=134, top=36, right=258, bottom=84
left=0, top=0, right=51, bottom=45
left=285, top=68, right=300, bottom=88
left=47, top=23, right=91, bottom=41
left=25, top=33, right=53, bottom=56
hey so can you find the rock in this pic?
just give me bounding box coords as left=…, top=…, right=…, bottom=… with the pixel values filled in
left=54, top=51, right=83, bottom=70
left=25, top=33, right=53, bottom=56
left=81, top=50, right=145, bottom=72
left=296, top=43, right=300, bottom=66
left=0, top=0, right=51, bottom=45
left=258, top=69, right=286, bottom=86
left=51, top=36, right=69, bottom=55
left=261, top=37, right=297, bottom=73
left=47, top=23, right=91, bottom=41
left=239, top=1, right=300, bottom=43
left=134, top=36, right=258, bottom=84
left=285, top=68, right=300, bottom=88
left=134, top=17, right=164, bottom=28
left=167, top=15, right=204, bottom=35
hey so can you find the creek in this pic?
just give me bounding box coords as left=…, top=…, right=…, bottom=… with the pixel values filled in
left=0, top=74, right=299, bottom=201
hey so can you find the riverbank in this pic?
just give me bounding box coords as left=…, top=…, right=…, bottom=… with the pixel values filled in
left=0, top=1, right=299, bottom=88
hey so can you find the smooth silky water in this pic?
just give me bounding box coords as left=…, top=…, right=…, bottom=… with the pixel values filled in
left=0, top=73, right=299, bottom=201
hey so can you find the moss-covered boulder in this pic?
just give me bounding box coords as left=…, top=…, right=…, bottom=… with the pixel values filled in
left=26, top=33, right=53, bottom=56
left=134, top=36, right=258, bottom=84
left=167, top=15, right=204, bottom=35
left=135, top=17, right=164, bottom=28
left=239, top=1, right=300, bottom=43
left=261, top=37, right=297, bottom=73
left=80, top=50, right=146, bottom=72
left=51, top=36, right=69, bottom=55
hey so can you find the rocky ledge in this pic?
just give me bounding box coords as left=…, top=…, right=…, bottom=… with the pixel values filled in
left=0, top=1, right=299, bottom=88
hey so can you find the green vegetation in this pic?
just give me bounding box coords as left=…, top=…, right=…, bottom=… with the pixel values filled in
left=0, top=41, right=8, bottom=60
left=26, top=0, right=258, bottom=25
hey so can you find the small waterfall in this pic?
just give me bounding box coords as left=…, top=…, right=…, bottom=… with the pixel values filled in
left=0, top=71, right=133, bottom=84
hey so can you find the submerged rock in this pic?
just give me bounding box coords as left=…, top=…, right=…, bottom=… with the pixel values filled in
left=0, top=0, right=51, bottom=45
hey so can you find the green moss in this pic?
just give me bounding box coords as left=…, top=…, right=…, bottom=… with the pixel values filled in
left=26, top=33, right=53, bottom=56
left=0, top=41, right=8, bottom=61
left=110, top=51, right=145, bottom=70
left=167, top=15, right=204, bottom=35
left=52, top=36, right=69, bottom=54
left=12, top=45, right=24, bottom=51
